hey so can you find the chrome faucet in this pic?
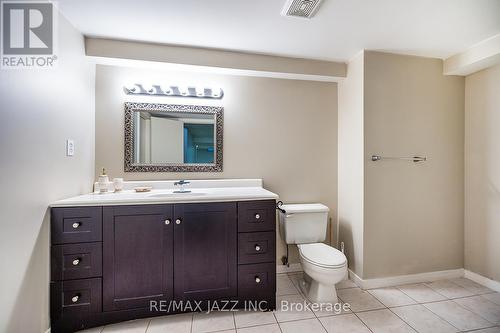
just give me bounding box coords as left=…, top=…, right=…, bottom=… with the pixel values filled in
left=173, top=180, right=191, bottom=193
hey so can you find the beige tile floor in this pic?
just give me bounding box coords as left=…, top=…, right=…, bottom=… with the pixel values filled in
left=79, top=273, right=500, bottom=333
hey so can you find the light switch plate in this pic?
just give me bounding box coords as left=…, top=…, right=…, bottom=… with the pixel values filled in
left=66, top=139, right=75, bottom=156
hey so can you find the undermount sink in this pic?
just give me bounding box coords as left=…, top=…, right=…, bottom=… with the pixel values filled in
left=148, top=192, right=207, bottom=198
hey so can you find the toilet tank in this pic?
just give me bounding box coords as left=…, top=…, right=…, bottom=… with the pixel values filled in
left=278, top=203, right=329, bottom=244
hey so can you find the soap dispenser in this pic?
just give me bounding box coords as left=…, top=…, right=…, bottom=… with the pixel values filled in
left=98, top=168, right=110, bottom=193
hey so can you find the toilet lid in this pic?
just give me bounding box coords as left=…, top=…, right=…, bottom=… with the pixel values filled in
left=299, top=243, right=347, bottom=268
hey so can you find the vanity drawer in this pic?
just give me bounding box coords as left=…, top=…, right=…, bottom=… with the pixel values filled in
left=51, top=207, right=102, bottom=244
left=50, top=278, right=102, bottom=323
left=238, top=200, right=276, bottom=232
left=238, top=263, right=276, bottom=301
left=238, top=232, right=275, bottom=264
left=51, top=242, right=102, bottom=281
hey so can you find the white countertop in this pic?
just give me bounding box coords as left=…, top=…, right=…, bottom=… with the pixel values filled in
left=50, top=179, right=279, bottom=207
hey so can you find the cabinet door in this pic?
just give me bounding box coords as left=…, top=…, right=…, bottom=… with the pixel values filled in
left=103, top=205, right=173, bottom=311
left=174, top=202, right=237, bottom=300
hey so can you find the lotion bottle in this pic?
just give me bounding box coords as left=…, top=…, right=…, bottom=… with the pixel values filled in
left=98, top=168, right=110, bottom=193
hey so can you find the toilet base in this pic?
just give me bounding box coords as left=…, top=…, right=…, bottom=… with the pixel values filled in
left=298, top=272, right=339, bottom=304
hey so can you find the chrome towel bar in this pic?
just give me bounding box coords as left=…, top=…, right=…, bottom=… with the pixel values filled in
left=371, top=155, right=427, bottom=163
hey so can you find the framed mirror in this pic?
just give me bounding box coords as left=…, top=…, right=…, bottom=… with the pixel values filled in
left=124, top=102, right=223, bottom=172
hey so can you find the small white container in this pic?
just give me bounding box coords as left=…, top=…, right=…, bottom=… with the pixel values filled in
left=113, top=178, right=124, bottom=192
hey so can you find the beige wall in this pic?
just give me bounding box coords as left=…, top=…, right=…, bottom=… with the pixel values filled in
left=465, top=64, right=500, bottom=282
left=338, top=51, right=465, bottom=279
left=85, top=37, right=346, bottom=81
left=338, top=52, right=365, bottom=277
left=0, top=14, right=95, bottom=333
left=363, top=51, right=465, bottom=278
left=95, top=65, right=338, bottom=264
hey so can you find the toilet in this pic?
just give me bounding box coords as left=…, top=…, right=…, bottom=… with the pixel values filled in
left=278, top=203, right=347, bottom=303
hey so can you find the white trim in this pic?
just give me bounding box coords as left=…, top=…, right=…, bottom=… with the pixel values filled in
left=348, top=268, right=465, bottom=290
left=464, top=269, right=500, bottom=293
left=444, top=33, right=500, bottom=76
left=44, top=328, right=51, bottom=333
left=277, top=263, right=303, bottom=274
left=348, top=269, right=364, bottom=288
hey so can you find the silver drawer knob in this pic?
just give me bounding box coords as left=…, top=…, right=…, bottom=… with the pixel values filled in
left=175, top=219, right=182, bottom=225
left=255, top=276, right=261, bottom=284
left=72, top=258, right=80, bottom=266
left=72, top=222, right=80, bottom=229
left=255, top=213, right=260, bottom=219
left=71, top=295, right=79, bottom=303
left=164, top=219, right=171, bottom=225
left=255, top=245, right=261, bottom=251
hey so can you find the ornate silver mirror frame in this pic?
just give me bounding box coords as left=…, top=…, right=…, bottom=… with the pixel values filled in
left=124, top=102, right=223, bottom=172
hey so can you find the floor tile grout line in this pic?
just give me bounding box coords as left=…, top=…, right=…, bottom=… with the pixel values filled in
left=307, top=288, right=329, bottom=333
left=365, top=288, right=417, bottom=308
left=421, top=299, right=496, bottom=332
left=351, top=310, right=376, bottom=333
left=234, top=317, right=279, bottom=330
left=282, top=273, right=301, bottom=295
left=482, top=293, right=500, bottom=307
left=421, top=297, right=495, bottom=331
left=144, top=318, right=151, bottom=333
left=271, top=310, right=285, bottom=333
left=309, top=313, right=328, bottom=333
left=277, top=316, right=327, bottom=333
left=448, top=297, right=498, bottom=327
left=275, top=315, right=325, bottom=324
left=231, top=311, right=236, bottom=332
left=387, top=297, right=455, bottom=309
left=387, top=303, right=449, bottom=333
left=450, top=297, right=500, bottom=327
left=315, top=318, right=329, bottom=333
left=424, top=279, right=476, bottom=299
left=337, top=291, right=386, bottom=313
left=463, top=327, right=500, bottom=333
left=360, top=294, right=497, bottom=332
left=451, top=278, right=497, bottom=296
left=352, top=307, right=396, bottom=314
left=395, top=283, right=446, bottom=304
left=341, top=292, right=383, bottom=333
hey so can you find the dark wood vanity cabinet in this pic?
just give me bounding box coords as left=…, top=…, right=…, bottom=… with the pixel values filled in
left=102, top=205, right=174, bottom=311
left=174, top=202, right=238, bottom=301
left=50, top=199, right=276, bottom=332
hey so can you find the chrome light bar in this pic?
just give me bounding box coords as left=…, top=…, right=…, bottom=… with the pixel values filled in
left=124, top=84, right=224, bottom=99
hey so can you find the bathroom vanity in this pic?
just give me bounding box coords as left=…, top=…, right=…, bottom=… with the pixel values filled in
left=49, top=180, right=278, bottom=332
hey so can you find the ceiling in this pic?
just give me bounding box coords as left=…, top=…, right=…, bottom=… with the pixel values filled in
left=57, top=0, right=500, bottom=62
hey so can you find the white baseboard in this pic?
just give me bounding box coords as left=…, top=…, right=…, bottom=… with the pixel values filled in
left=348, top=269, right=364, bottom=288
left=464, top=269, right=500, bottom=293
left=44, top=328, right=51, bottom=333
left=348, top=268, right=465, bottom=290
left=277, top=263, right=303, bottom=274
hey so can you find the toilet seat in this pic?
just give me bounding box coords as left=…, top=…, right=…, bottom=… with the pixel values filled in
left=298, top=243, right=347, bottom=269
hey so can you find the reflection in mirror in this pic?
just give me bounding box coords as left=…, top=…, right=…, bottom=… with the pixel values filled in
left=124, top=103, right=223, bottom=172
left=134, top=111, right=215, bottom=164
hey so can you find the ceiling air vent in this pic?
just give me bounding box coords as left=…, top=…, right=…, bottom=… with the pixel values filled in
left=282, top=0, right=323, bottom=19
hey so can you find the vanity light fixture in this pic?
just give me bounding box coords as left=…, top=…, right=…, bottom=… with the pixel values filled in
left=124, top=84, right=224, bottom=99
